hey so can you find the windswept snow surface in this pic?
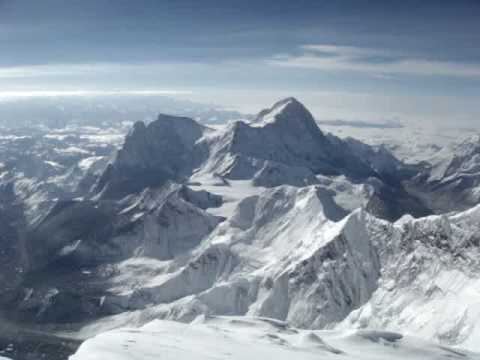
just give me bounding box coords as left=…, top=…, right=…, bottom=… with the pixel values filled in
left=71, top=316, right=479, bottom=360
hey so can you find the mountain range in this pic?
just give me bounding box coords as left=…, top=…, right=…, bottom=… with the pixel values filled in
left=0, top=98, right=479, bottom=359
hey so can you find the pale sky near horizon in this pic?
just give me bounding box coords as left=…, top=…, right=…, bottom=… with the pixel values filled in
left=1, top=0, right=479, bottom=126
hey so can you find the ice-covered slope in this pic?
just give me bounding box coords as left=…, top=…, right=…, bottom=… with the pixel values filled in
left=71, top=316, right=480, bottom=360
left=72, top=186, right=380, bottom=330
left=340, top=205, right=480, bottom=350
left=70, top=187, right=480, bottom=351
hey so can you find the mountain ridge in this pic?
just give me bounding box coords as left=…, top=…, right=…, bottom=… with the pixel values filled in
left=2, top=97, right=480, bottom=359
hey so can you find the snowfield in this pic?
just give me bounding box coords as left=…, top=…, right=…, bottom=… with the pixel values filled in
left=71, top=316, right=480, bottom=360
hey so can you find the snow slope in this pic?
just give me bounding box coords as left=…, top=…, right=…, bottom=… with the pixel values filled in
left=69, top=188, right=480, bottom=353
left=340, top=205, right=480, bottom=350
left=71, top=316, right=480, bottom=360
left=73, top=186, right=375, bottom=329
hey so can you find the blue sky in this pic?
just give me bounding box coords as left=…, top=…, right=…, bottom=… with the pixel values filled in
left=1, top=0, right=480, bottom=125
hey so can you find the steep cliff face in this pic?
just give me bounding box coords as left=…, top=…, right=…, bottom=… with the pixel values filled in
left=340, top=205, right=480, bottom=349
left=95, top=115, right=208, bottom=198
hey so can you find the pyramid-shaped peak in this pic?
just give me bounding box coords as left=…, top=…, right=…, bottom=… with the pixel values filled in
left=272, top=96, right=302, bottom=108
left=252, top=97, right=320, bottom=131
left=253, top=97, right=312, bottom=124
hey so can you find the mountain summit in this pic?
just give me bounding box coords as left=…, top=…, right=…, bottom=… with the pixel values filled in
left=95, top=114, right=207, bottom=198
left=252, top=97, right=322, bottom=134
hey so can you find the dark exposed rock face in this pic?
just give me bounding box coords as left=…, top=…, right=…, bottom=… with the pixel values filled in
left=95, top=115, right=208, bottom=199
left=0, top=182, right=27, bottom=302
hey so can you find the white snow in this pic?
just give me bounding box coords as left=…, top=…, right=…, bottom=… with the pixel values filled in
left=189, top=177, right=265, bottom=218
left=79, top=133, right=125, bottom=146
left=44, top=160, right=65, bottom=169
left=58, top=239, right=82, bottom=256
left=338, top=206, right=480, bottom=351
left=251, top=100, right=290, bottom=127
left=6, top=98, right=480, bottom=360
left=78, top=156, right=104, bottom=171
left=70, top=316, right=479, bottom=360
left=55, top=146, right=92, bottom=155
left=68, top=187, right=480, bottom=355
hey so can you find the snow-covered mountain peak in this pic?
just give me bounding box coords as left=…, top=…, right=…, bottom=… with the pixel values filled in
left=252, top=97, right=321, bottom=133
left=94, top=114, right=208, bottom=198
left=91, top=98, right=427, bottom=220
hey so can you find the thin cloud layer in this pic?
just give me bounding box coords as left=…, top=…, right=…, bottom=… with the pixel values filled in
left=270, top=44, right=480, bottom=78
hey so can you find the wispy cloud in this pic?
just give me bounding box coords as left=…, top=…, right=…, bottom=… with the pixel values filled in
left=268, top=44, right=480, bottom=78
left=0, top=63, right=171, bottom=79
left=0, top=90, right=193, bottom=100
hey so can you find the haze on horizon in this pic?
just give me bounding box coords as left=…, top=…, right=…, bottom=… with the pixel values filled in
left=1, top=0, right=479, bottom=127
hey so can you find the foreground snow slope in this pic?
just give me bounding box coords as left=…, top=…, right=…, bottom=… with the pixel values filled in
left=71, top=190, right=480, bottom=352
left=71, top=316, right=480, bottom=360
